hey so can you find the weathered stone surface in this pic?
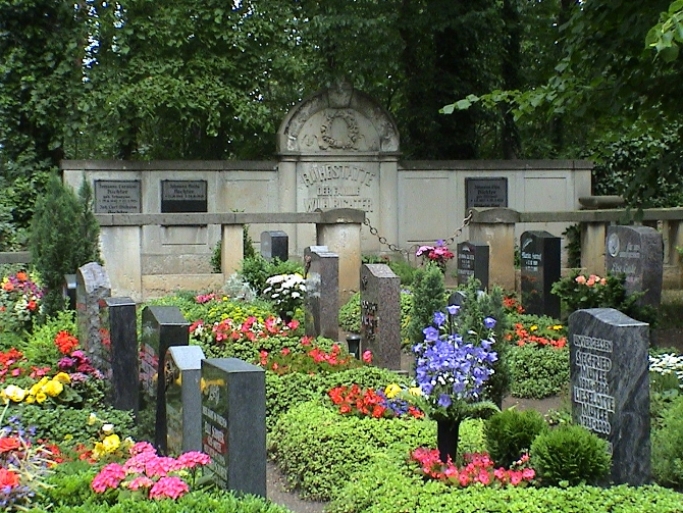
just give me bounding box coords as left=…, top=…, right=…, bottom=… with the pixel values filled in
left=520, top=231, right=561, bottom=319
left=76, top=262, right=111, bottom=373
left=569, top=308, right=650, bottom=485
left=304, top=246, right=339, bottom=340
left=360, top=264, right=400, bottom=370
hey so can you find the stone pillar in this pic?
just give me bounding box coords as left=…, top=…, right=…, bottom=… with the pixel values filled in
left=581, top=222, right=607, bottom=277
left=100, top=226, right=142, bottom=302
left=468, top=208, right=519, bottom=291
left=315, top=208, right=365, bottom=305
left=221, top=224, right=244, bottom=279
left=277, top=158, right=298, bottom=253
left=378, top=159, right=399, bottom=256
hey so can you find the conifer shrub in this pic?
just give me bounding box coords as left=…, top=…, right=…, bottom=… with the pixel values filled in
left=484, top=408, right=547, bottom=468
left=407, top=262, right=445, bottom=346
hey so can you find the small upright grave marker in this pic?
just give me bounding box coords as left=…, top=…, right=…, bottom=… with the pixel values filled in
left=360, top=264, right=401, bottom=370
left=569, top=308, right=650, bottom=485
left=605, top=225, right=663, bottom=307
left=201, top=358, right=266, bottom=498
left=166, top=346, right=205, bottom=455
left=260, top=230, right=289, bottom=261
left=76, top=262, right=111, bottom=372
left=304, top=246, right=339, bottom=340
left=520, top=231, right=561, bottom=319
left=139, top=306, right=189, bottom=454
left=456, top=241, right=489, bottom=289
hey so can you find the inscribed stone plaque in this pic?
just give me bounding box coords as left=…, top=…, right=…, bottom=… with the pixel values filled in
left=304, top=246, right=339, bottom=340
left=160, top=180, right=208, bottom=213
left=605, top=225, right=663, bottom=307
left=456, top=241, right=489, bottom=290
left=520, top=231, right=561, bottom=319
left=166, top=346, right=205, bottom=456
left=201, top=358, right=266, bottom=498
left=569, top=308, right=650, bottom=485
left=94, top=180, right=142, bottom=213
left=465, top=177, right=508, bottom=209
left=139, top=306, right=189, bottom=454
left=101, top=297, right=138, bottom=413
left=360, top=264, right=401, bottom=370
left=76, top=262, right=111, bottom=374
left=260, top=230, right=289, bottom=261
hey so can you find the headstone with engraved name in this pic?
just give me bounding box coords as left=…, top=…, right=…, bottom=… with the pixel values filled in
left=160, top=180, right=208, bottom=213
left=139, top=306, right=189, bottom=454
left=99, top=297, right=138, bottom=413
left=201, top=358, right=266, bottom=498
left=76, top=262, right=111, bottom=373
left=304, top=246, right=339, bottom=340
left=360, top=264, right=400, bottom=370
left=465, top=177, right=508, bottom=210
left=166, top=346, right=205, bottom=456
left=569, top=308, right=650, bottom=485
left=456, top=241, right=489, bottom=290
left=605, top=225, right=663, bottom=307
left=260, top=230, right=289, bottom=261
left=94, top=180, right=142, bottom=213
left=520, top=231, right=561, bottom=319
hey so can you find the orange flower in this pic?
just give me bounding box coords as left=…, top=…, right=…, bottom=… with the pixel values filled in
left=2, top=281, right=13, bottom=292
left=0, top=436, right=21, bottom=453
left=16, top=271, right=28, bottom=282
left=0, top=468, right=20, bottom=488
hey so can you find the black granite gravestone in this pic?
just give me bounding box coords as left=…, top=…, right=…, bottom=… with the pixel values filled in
left=160, top=180, right=208, bottom=213
left=260, top=230, right=289, bottom=261
left=456, top=241, right=489, bottom=289
left=63, top=274, right=77, bottom=311
left=304, top=246, right=339, bottom=340
left=360, top=264, right=401, bottom=370
left=201, top=358, right=266, bottom=498
left=100, top=297, right=138, bottom=413
left=605, top=225, right=663, bottom=307
left=166, top=346, right=205, bottom=456
left=569, top=308, right=650, bottom=485
left=76, top=262, right=111, bottom=373
left=520, top=231, right=561, bottom=319
left=139, top=306, right=189, bottom=454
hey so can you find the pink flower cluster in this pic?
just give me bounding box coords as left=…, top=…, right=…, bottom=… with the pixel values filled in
left=411, top=448, right=535, bottom=488
left=91, top=441, right=211, bottom=500
left=416, top=240, right=455, bottom=265
left=575, top=274, right=606, bottom=287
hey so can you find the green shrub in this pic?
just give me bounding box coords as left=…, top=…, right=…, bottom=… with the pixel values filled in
left=508, top=344, right=570, bottom=399
left=484, top=408, right=547, bottom=468
left=239, top=255, right=304, bottom=294
left=19, top=310, right=76, bottom=367
left=652, top=395, right=683, bottom=487
left=338, top=291, right=361, bottom=333
left=531, top=424, right=611, bottom=486
left=407, top=262, right=445, bottom=346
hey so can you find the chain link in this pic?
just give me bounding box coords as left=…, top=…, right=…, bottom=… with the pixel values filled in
left=363, top=209, right=474, bottom=257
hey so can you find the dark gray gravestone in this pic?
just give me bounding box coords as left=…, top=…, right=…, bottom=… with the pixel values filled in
left=63, top=274, right=77, bottom=311
left=201, top=358, right=266, bottom=498
left=304, top=246, right=339, bottom=340
left=605, top=225, right=663, bottom=307
left=456, top=241, right=489, bottom=289
left=100, top=297, right=138, bottom=413
left=520, top=231, right=561, bottom=319
left=260, top=230, right=289, bottom=261
left=360, top=264, right=401, bottom=370
left=166, top=346, right=205, bottom=456
left=569, top=308, right=650, bottom=485
left=76, top=262, right=111, bottom=373
left=465, top=177, right=508, bottom=209
left=139, top=306, right=189, bottom=454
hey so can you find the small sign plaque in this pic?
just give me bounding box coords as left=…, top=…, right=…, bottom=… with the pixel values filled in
left=95, top=180, right=141, bottom=213
left=161, top=180, right=208, bottom=213
left=465, top=178, right=508, bottom=209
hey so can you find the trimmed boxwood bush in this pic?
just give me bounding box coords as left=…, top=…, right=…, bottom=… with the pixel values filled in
left=652, top=395, right=683, bottom=487
left=508, top=344, right=570, bottom=399
left=484, top=408, right=547, bottom=468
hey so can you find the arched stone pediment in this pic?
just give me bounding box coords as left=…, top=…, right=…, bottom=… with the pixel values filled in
left=277, top=80, right=400, bottom=154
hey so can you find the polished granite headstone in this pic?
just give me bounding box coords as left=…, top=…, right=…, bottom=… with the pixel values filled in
left=139, top=306, right=189, bottom=454
left=304, top=246, right=339, bottom=340
left=569, top=308, right=650, bottom=485
left=166, top=346, right=205, bottom=455
left=456, top=241, right=489, bottom=290
left=76, top=262, right=111, bottom=373
left=260, top=230, right=289, bottom=261
left=605, top=225, right=663, bottom=307
left=520, top=231, right=561, bottom=319
left=100, top=297, right=138, bottom=413
left=360, top=264, right=400, bottom=370
left=201, top=358, right=266, bottom=498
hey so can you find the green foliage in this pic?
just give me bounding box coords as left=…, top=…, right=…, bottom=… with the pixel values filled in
left=76, top=179, right=102, bottom=265
left=652, top=395, right=683, bottom=487
left=484, top=408, right=548, bottom=468
left=239, top=256, right=304, bottom=295
left=646, top=1, right=683, bottom=62
left=41, top=461, right=97, bottom=508
left=508, top=345, right=570, bottom=399
left=563, top=224, right=582, bottom=268
left=210, top=225, right=257, bottom=273
left=407, top=262, right=446, bottom=346
left=531, top=424, right=611, bottom=486
left=18, top=310, right=75, bottom=368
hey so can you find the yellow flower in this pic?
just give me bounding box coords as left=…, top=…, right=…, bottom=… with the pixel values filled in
left=92, top=441, right=105, bottom=459
left=24, top=395, right=35, bottom=404
left=64, top=434, right=73, bottom=441
left=4, top=385, right=27, bottom=402
left=35, top=391, right=47, bottom=404
left=530, top=325, right=538, bottom=332
left=54, top=372, right=71, bottom=384
left=88, top=413, right=99, bottom=425
left=552, top=325, right=563, bottom=331
left=37, top=377, right=49, bottom=387
left=29, top=382, right=42, bottom=396
left=384, top=383, right=402, bottom=399
left=102, top=434, right=121, bottom=454
left=408, top=387, right=423, bottom=397
left=44, top=379, right=64, bottom=398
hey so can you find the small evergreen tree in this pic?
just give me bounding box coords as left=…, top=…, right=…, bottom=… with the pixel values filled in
left=77, top=179, right=102, bottom=265
left=407, top=262, right=446, bottom=346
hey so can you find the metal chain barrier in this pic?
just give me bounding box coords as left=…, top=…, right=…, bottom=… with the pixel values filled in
left=363, top=209, right=474, bottom=258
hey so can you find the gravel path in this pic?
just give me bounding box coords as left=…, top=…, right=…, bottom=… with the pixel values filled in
left=266, top=460, right=327, bottom=513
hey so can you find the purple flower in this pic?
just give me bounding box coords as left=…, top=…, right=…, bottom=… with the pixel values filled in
left=484, top=317, right=497, bottom=330
left=423, top=326, right=439, bottom=342
left=433, top=311, right=446, bottom=327
left=437, top=394, right=452, bottom=408
left=446, top=305, right=460, bottom=316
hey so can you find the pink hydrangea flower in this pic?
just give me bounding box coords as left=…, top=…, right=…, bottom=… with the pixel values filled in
left=91, top=463, right=126, bottom=493
left=176, top=451, right=211, bottom=468
left=149, top=476, right=190, bottom=500
left=127, top=475, right=154, bottom=491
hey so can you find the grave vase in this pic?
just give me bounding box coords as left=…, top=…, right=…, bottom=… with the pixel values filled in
left=436, top=418, right=461, bottom=464
left=278, top=311, right=293, bottom=324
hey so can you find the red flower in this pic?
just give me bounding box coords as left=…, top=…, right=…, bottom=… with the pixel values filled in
left=0, top=468, right=20, bottom=489
left=0, top=436, right=21, bottom=453
left=54, top=330, right=79, bottom=355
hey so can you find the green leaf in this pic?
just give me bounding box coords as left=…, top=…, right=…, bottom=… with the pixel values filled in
left=661, top=44, right=680, bottom=62
left=440, top=103, right=455, bottom=115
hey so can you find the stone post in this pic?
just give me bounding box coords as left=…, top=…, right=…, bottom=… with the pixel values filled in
left=221, top=224, right=244, bottom=279
left=581, top=222, right=607, bottom=277
left=468, top=208, right=519, bottom=291
left=100, top=226, right=143, bottom=302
